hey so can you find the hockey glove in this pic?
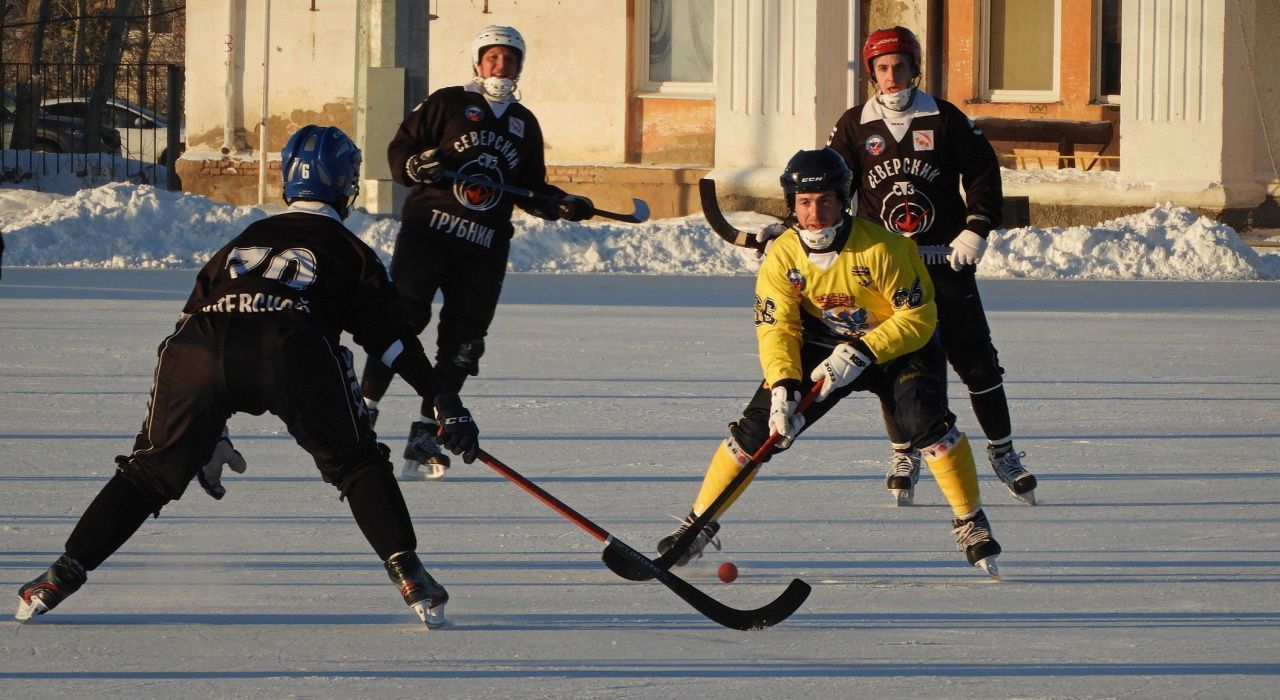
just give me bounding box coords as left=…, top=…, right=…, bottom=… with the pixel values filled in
left=433, top=391, right=480, bottom=464
left=557, top=195, right=594, bottom=222
left=196, top=428, right=247, bottom=500
left=810, top=343, right=873, bottom=401
left=949, top=229, right=988, bottom=271
left=768, top=380, right=806, bottom=448
left=405, top=148, right=443, bottom=184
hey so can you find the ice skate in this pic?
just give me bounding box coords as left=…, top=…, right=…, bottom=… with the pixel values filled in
left=657, top=512, right=722, bottom=567
left=951, top=509, right=1001, bottom=579
left=385, top=551, right=449, bottom=627
left=987, top=445, right=1037, bottom=505
left=402, top=419, right=450, bottom=481
left=15, top=555, right=86, bottom=622
left=885, top=449, right=922, bottom=506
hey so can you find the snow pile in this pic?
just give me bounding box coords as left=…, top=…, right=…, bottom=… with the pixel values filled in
left=1, top=182, right=1278, bottom=280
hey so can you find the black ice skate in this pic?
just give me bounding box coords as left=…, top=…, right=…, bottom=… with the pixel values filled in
left=15, top=555, right=86, bottom=622
left=402, top=419, right=449, bottom=481
left=951, top=509, right=1001, bottom=580
left=886, top=449, right=922, bottom=506
left=657, top=512, right=722, bottom=567
left=987, top=445, right=1037, bottom=505
left=385, top=551, right=449, bottom=627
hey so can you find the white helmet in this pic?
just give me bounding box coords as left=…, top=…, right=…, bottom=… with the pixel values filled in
left=471, top=25, right=525, bottom=67
left=471, top=25, right=525, bottom=100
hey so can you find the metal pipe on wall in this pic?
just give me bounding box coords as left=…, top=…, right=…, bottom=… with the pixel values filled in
left=222, top=0, right=237, bottom=154
left=257, top=0, right=271, bottom=204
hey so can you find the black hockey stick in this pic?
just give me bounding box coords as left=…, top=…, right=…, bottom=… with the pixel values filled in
left=699, top=177, right=772, bottom=251
left=442, top=169, right=651, bottom=223
left=699, top=177, right=953, bottom=261
left=475, top=448, right=810, bottom=631
left=602, top=380, right=824, bottom=582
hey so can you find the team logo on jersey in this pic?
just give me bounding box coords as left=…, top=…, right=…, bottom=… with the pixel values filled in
left=879, top=181, right=936, bottom=237
left=865, top=134, right=886, bottom=156
left=820, top=304, right=873, bottom=339
left=912, top=130, right=934, bottom=151
left=509, top=116, right=525, bottom=138
left=452, top=153, right=504, bottom=212
left=786, top=268, right=806, bottom=291
left=465, top=105, right=484, bottom=122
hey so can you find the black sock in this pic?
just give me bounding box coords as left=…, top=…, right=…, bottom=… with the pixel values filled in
left=65, top=473, right=157, bottom=571
left=345, top=466, right=416, bottom=560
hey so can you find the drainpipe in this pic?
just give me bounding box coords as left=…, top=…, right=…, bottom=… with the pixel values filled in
left=222, top=0, right=237, bottom=155
left=257, top=0, right=271, bottom=205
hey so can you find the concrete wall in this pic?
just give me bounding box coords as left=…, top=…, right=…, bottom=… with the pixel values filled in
left=424, top=1, right=630, bottom=164
left=183, top=0, right=357, bottom=155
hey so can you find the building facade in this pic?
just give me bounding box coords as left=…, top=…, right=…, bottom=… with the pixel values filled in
left=180, top=0, right=1280, bottom=227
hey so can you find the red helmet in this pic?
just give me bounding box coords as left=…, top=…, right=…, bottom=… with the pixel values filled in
left=862, top=26, right=922, bottom=74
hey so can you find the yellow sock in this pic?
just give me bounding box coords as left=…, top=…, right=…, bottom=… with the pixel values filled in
left=691, top=439, right=757, bottom=520
left=921, top=431, right=982, bottom=517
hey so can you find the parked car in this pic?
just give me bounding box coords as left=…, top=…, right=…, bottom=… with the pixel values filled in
left=41, top=96, right=183, bottom=164
left=1, top=90, right=122, bottom=154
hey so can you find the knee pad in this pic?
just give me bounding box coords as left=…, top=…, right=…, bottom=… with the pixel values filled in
left=727, top=417, right=772, bottom=459
left=957, top=363, right=1004, bottom=395
left=328, top=441, right=394, bottom=499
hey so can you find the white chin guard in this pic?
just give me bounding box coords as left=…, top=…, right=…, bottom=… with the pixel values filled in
left=799, top=224, right=839, bottom=250
left=480, top=76, right=517, bottom=100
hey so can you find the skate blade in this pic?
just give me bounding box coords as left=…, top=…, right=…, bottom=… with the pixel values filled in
left=891, top=489, right=914, bottom=507
left=975, top=556, right=1001, bottom=580
left=1010, top=488, right=1037, bottom=506
left=411, top=601, right=447, bottom=628
left=15, top=597, right=47, bottom=622
left=400, top=460, right=447, bottom=481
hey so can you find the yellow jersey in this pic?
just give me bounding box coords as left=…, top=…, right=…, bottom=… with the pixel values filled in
left=753, top=217, right=937, bottom=387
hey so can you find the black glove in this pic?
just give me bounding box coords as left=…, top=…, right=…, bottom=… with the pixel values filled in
left=557, top=194, right=594, bottom=222
left=433, top=391, right=479, bottom=464
left=405, top=147, right=443, bottom=184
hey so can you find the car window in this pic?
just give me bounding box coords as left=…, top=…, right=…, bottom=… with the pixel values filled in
left=44, top=102, right=88, bottom=119
left=106, top=105, right=137, bottom=128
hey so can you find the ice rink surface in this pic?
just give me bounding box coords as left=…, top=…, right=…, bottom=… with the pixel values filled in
left=2, top=269, right=1278, bottom=698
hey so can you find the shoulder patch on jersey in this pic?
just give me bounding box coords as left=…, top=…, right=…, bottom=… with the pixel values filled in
left=509, top=116, right=525, bottom=138
left=786, top=268, right=806, bottom=291
left=912, top=130, right=934, bottom=151
left=865, top=134, right=886, bottom=156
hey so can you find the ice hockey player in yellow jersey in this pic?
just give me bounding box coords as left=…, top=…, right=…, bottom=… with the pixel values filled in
left=658, top=147, right=1001, bottom=578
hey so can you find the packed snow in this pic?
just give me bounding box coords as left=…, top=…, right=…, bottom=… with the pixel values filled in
left=2, top=172, right=1279, bottom=698
left=2, top=179, right=1278, bottom=280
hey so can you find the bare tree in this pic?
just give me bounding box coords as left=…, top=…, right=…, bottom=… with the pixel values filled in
left=83, top=0, right=130, bottom=151
left=10, top=0, right=53, bottom=149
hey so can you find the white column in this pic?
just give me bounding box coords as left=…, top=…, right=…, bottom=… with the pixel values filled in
left=355, top=0, right=428, bottom=216
left=1119, top=0, right=1265, bottom=207
left=710, top=0, right=853, bottom=196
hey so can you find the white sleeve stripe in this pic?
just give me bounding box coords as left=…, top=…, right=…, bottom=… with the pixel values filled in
left=381, top=340, right=404, bottom=368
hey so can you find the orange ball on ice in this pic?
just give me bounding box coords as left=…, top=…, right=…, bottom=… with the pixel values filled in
left=717, top=562, right=738, bottom=583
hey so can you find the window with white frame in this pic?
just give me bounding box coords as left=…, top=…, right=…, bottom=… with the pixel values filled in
left=635, top=0, right=714, bottom=97
left=1096, top=0, right=1122, bottom=103
left=981, top=0, right=1061, bottom=102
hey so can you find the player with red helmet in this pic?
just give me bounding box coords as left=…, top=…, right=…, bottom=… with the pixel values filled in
left=828, top=26, right=1038, bottom=507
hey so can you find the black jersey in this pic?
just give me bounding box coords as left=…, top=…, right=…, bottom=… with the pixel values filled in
left=184, top=210, right=410, bottom=360
left=390, top=85, right=562, bottom=253
left=828, top=92, right=1003, bottom=247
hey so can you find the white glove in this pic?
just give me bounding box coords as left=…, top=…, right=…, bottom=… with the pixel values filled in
left=196, top=428, right=247, bottom=500
left=809, top=344, right=873, bottom=401
left=768, top=383, right=806, bottom=448
left=756, top=223, right=787, bottom=246
left=949, top=229, right=988, bottom=271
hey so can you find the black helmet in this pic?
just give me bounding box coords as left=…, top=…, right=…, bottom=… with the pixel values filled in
left=780, top=147, right=853, bottom=210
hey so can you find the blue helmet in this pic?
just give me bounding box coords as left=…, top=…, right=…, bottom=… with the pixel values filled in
left=281, top=125, right=362, bottom=219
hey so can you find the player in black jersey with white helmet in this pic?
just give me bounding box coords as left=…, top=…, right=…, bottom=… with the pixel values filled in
left=827, top=26, right=1037, bottom=506
left=360, top=24, right=590, bottom=481
left=15, top=125, right=477, bottom=627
